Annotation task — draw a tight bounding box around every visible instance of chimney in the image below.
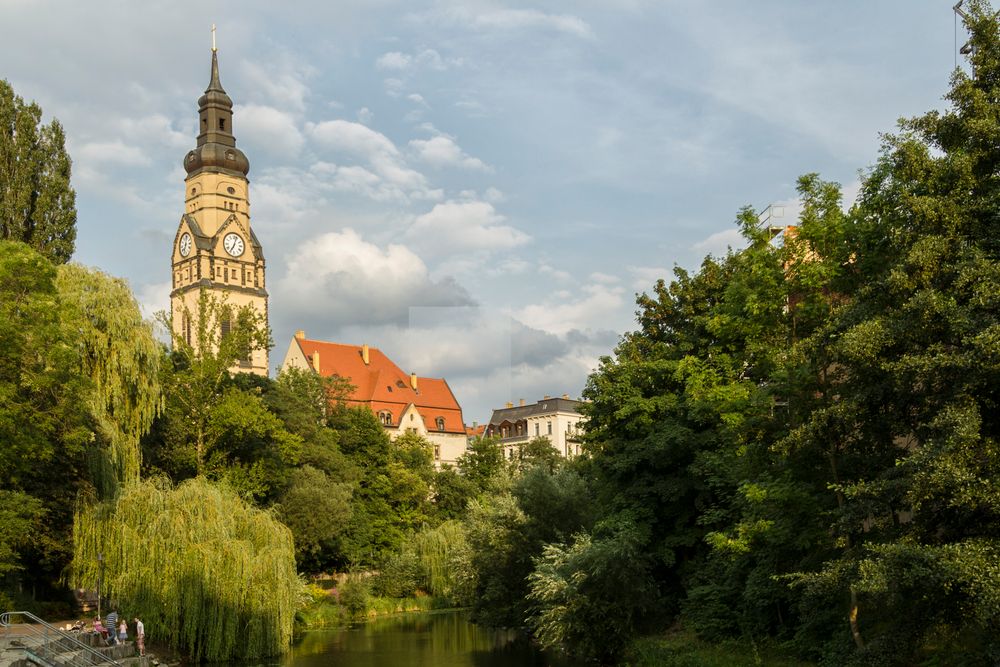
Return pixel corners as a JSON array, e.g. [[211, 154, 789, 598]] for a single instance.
[[311, 351, 320, 372], [562, 393, 569, 399], [505, 401, 513, 408], [519, 398, 525, 406], [410, 372, 418, 391], [295, 330, 305, 339], [473, 421, 478, 428], [543, 395, 551, 400], [361, 344, 370, 365]]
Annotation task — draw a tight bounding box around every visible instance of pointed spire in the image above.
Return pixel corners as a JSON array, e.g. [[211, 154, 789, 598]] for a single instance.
[[184, 30, 249, 177], [207, 49, 227, 96]]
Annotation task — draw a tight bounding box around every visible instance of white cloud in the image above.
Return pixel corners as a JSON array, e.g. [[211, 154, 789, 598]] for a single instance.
[[119, 114, 189, 150], [539, 264, 573, 283], [276, 229, 474, 328], [516, 283, 626, 336], [375, 49, 456, 72], [693, 228, 745, 256], [357, 107, 374, 125], [444, 8, 594, 39], [240, 58, 312, 112], [376, 51, 412, 70], [135, 280, 171, 321], [307, 120, 435, 200], [589, 271, 620, 285], [484, 187, 505, 203], [629, 266, 671, 291], [409, 136, 490, 171], [406, 200, 530, 257], [236, 104, 304, 159], [75, 140, 151, 167], [407, 93, 429, 108]]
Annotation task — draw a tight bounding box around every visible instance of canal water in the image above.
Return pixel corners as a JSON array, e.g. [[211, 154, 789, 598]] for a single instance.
[[272, 610, 580, 667]]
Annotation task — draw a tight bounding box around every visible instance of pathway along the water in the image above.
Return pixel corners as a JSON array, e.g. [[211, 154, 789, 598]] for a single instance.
[[272, 610, 580, 667]]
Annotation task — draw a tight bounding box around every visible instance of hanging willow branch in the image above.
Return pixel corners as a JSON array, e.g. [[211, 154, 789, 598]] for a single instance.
[[73, 477, 303, 662], [56, 264, 161, 494]]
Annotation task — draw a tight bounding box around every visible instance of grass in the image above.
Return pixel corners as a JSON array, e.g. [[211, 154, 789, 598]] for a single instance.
[[623, 627, 814, 667]]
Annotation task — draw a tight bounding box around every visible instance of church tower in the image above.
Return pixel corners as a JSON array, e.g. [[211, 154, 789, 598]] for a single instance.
[[170, 39, 269, 376]]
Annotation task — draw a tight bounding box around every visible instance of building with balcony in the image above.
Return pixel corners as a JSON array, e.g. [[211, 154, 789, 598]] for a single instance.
[[485, 395, 585, 459]]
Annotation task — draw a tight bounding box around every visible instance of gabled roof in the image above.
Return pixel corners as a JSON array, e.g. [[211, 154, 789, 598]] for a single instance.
[[293, 337, 465, 434]]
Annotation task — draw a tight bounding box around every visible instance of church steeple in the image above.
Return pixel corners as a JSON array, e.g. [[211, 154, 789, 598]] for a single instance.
[[183, 40, 249, 177], [172, 28, 269, 377]]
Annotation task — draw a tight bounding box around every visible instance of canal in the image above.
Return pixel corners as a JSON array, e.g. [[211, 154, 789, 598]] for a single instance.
[[271, 610, 579, 667]]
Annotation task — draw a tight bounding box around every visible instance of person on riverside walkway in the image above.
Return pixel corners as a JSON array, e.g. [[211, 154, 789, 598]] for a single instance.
[[118, 619, 127, 643], [105, 609, 119, 645], [92, 617, 108, 643], [134, 617, 145, 657]]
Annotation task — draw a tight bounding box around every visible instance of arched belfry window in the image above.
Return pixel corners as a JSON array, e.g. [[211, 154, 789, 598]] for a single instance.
[[379, 410, 393, 426], [436, 417, 446, 431]]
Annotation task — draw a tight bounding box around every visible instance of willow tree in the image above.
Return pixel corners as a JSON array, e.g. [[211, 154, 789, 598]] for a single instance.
[[57, 264, 161, 494], [73, 477, 302, 662]]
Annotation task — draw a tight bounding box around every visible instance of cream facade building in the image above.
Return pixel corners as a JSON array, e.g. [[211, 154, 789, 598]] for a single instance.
[[170, 46, 268, 376], [486, 396, 585, 459]]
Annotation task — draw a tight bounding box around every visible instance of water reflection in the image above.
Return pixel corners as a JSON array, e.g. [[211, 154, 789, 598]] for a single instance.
[[277, 610, 579, 667]]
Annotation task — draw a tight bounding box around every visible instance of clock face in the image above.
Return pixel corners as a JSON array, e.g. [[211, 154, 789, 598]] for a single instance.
[[223, 233, 245, 257], [179, 233, 192, 257]]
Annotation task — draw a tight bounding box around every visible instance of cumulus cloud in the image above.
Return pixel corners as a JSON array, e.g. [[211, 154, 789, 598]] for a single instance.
[[409, 136, 490, 171], [693, 228, 745, 256], [236, 104, 304, 159], [375, 49, 456, 72], [240, 58, 312, 112], [75, 140, 151, 167], [275, 229, 475, 328], [307, 120, 437, 201], [629, 266, 671, 290], [119, 114, 189, 151], [376, 51, 412, 70], [406, 200, 530, 257], [515, 282, 626, 336], [448, 8, 594, 39]]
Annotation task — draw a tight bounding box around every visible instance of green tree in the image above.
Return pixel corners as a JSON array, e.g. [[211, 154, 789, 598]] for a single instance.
[[0, 80, 76, 263], [153, 289, 273, 477], [782, 4, 1000, 660], [0, 243, 161, 598], [73, 477, 301, 662], [278, 465, 352, 572]]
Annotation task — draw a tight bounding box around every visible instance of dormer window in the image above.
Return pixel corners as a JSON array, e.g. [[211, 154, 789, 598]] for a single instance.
[[436, 417, 445, 431]]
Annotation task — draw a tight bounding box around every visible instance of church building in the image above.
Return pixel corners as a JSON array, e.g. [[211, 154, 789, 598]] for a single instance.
[[170, 40, 269, 376], [281, 333, 469, 466]]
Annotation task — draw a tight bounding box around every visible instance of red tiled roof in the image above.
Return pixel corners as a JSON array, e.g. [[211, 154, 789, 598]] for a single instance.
[[295, 338, 465, 434], [465, 424, 486, 437]]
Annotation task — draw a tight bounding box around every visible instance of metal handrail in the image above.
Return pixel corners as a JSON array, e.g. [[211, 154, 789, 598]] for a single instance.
[[1, 610, 123, 666]]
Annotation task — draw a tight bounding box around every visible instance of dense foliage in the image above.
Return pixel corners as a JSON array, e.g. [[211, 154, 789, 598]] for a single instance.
[[72, 478, 300, 662], [0, 80, 76, 263], [517, 4, 1000, 664]]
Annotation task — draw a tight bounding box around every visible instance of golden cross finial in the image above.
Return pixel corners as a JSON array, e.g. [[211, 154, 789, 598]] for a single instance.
[[211, 24, 217, 52]]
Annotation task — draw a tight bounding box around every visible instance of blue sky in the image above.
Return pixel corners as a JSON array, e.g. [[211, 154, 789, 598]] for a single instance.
[[1, 1, 965, 423]]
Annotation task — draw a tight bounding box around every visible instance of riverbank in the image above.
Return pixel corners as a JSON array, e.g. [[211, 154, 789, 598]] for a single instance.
[[297, 594, 456, 630], [624, 628, 812, 667]]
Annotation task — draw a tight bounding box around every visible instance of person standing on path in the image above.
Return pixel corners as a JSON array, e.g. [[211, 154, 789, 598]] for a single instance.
[[118, 619, 127, 643], [105, 609, 119, 645], [134, 617, 145, 657]]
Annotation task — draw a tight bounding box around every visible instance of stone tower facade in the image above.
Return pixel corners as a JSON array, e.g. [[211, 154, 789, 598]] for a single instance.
[[170, 46, 269, 376]]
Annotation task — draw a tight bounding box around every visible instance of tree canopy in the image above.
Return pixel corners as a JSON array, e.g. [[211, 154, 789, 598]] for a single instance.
[[0, 80, 76, 263]]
